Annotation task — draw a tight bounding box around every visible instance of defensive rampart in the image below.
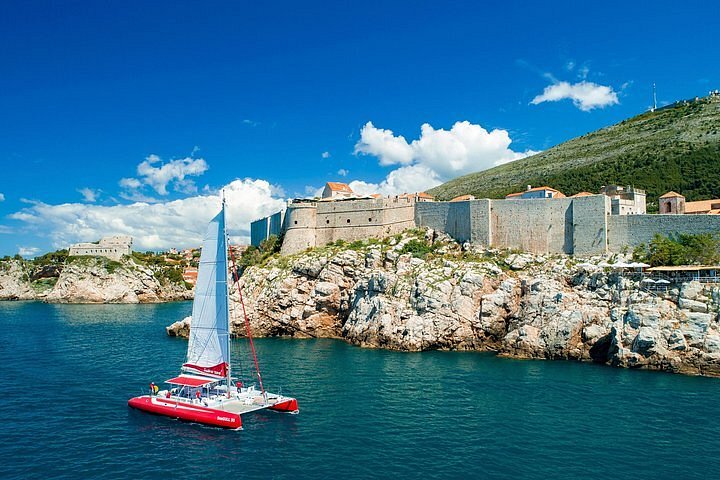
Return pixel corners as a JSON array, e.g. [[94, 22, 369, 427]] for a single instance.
[[264, 194, 720, 257], [607, 214, 720, 249], [280, 197, 416, 255]]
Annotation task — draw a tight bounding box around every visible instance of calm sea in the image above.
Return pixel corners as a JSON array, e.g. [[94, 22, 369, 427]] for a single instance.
[[1, 301, 719, 479]]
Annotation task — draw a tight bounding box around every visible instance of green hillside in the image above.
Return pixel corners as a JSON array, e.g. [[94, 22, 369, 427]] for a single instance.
[[428, 95, 720, 211]]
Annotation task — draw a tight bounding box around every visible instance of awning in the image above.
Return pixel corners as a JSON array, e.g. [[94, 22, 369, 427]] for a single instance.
[[165, 375, 219, 387], [647, 265, 720, 272]]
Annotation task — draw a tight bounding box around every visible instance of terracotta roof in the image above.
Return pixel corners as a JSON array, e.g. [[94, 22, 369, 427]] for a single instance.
[[416, 192, 435, 199], [570, 192, 594, 197], [659, 191, 684, 199], [369, 193, 382, 198], [505, 186, 566, 198], [685, 199, 720, 214], [450, 194, 475, 202], [325, 182, 353, 193]]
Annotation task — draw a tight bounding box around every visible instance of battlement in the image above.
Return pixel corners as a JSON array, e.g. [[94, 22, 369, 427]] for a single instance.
[[253, 191, 720, 257]]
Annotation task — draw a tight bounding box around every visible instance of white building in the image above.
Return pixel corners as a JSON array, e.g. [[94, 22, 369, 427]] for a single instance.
[[321, 182, 354, 200], [68, 236, 133, 261], [600, 185, 646, 215]]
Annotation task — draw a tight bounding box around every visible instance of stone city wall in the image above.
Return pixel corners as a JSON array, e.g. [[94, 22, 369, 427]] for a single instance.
[[416, 195, 609, 255], [607, 214, 720, 250], [274, 194, 719, 257]]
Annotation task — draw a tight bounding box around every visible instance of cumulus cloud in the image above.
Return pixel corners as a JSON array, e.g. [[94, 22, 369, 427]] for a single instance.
[[10, 179, 286, 250], [351, 121, 537, 195], [337, 168, 349, 177], [136, 155, 209, 195], [354, 122, 414, 166], [321, 151, 331, 159], [0, 193, 5, 202], [531, 81, 619, 111], [78, 188, 99, 203], [18, 246, 40, 257]]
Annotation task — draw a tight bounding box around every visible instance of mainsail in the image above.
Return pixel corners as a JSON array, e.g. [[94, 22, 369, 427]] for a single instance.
[[183, 206, 229, 378]]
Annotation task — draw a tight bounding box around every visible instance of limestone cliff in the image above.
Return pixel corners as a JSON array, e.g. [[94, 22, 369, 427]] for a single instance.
[[178, 229, 720, 377], [46, 257, 192, 303], [0, 260, 37, 300], [0, 257, 193, 304]]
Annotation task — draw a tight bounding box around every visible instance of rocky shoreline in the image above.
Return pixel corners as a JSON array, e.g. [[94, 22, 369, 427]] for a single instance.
[[0, 257, 192, 304], [168, 229, 720, 378]]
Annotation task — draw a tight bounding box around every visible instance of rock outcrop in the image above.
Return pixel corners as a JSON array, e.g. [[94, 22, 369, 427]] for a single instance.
[[0, 257, 193, 304], [178, 230, 720, 377], [167, 316, 192, 337], [0, 260, 37, 300], [45, 257, 192, 303]]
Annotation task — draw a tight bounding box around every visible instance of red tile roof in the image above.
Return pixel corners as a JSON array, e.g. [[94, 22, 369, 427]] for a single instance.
[[325, 182, 353, 193], [660, 191, 684, 199]]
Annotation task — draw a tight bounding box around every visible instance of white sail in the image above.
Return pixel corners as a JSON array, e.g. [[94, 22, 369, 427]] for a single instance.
[[183, 207, 229, 378]]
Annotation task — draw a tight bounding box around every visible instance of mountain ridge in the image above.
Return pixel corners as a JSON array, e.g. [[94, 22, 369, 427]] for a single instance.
[[429, 94, 720, 210]]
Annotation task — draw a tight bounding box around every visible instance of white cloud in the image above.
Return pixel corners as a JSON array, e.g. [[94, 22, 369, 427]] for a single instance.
[[10, 179, 286, 250], [531, 81, 619, 111], [18, 246, 40, 257], [354, 122, 414, 166], [119, 177, 142, 189], [321, 151, 331, 159], [337, 168, 349, 177], [78, 188, 99, 203], [0, 193, 4, 202], [351, 121, 537, 195], [135, 155, 208, 195]]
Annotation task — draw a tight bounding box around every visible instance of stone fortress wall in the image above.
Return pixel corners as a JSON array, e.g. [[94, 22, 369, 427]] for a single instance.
[[415, 195, 610, 255], [280, 197, 416, 255], [256, 195, 720, 257], [68, 235, 133, 261]]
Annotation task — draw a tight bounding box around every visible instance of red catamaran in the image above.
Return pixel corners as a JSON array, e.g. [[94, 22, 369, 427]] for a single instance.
[[128, 200, 298, 429]]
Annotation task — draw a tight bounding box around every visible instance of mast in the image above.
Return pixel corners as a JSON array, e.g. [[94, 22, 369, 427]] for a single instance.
[[222, 193, 232, 391]]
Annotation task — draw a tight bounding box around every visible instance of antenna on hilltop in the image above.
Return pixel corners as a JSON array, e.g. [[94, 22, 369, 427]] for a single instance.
[[651, 83, 657, 112]]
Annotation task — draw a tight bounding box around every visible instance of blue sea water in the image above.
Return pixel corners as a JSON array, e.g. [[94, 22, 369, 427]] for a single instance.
[[1, 301, 720, 479]]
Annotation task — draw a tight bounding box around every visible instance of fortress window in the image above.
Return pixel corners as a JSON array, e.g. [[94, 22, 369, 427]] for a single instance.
[[326, 220, 330, 224], [347, 219, 351, 223], [294, 220, 298, 225], [368, 218, 372, 222]]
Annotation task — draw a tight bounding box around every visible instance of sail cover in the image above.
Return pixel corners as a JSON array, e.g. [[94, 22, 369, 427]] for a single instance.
[[183, 207, 229, 378]]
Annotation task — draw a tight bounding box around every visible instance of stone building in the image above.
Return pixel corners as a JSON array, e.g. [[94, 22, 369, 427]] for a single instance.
[[68, 236, 133, 261], [321, 182, 354, 200], [599, 185, 646, 215], [659, 191, 720, 214]]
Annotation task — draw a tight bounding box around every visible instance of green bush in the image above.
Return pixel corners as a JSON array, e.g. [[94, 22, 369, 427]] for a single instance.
[[400, 239, 434, 259], [633, 233, 720, 266]]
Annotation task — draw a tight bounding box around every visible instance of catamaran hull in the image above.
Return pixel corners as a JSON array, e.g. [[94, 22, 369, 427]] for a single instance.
[[268, 398, 299, 413], [128, 396, 242, 429]]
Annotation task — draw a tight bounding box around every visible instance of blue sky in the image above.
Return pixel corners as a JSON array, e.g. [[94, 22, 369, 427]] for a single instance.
[[1, 1, 718, 256]]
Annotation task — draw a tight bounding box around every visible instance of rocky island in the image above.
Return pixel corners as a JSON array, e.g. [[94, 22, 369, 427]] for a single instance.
[[167, 229, 720, 377]]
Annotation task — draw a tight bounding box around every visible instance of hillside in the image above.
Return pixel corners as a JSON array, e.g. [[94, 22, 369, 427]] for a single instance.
[[429, 94, 720, 210]]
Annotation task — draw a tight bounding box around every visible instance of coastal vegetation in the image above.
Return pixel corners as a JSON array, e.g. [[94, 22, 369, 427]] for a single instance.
[[633, 233, 720, 266], [237, 235, 281, 272], [429, 95, 720, 211]]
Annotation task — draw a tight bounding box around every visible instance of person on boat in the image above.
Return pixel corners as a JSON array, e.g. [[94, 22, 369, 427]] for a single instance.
[[150, 382, 155, 395]]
